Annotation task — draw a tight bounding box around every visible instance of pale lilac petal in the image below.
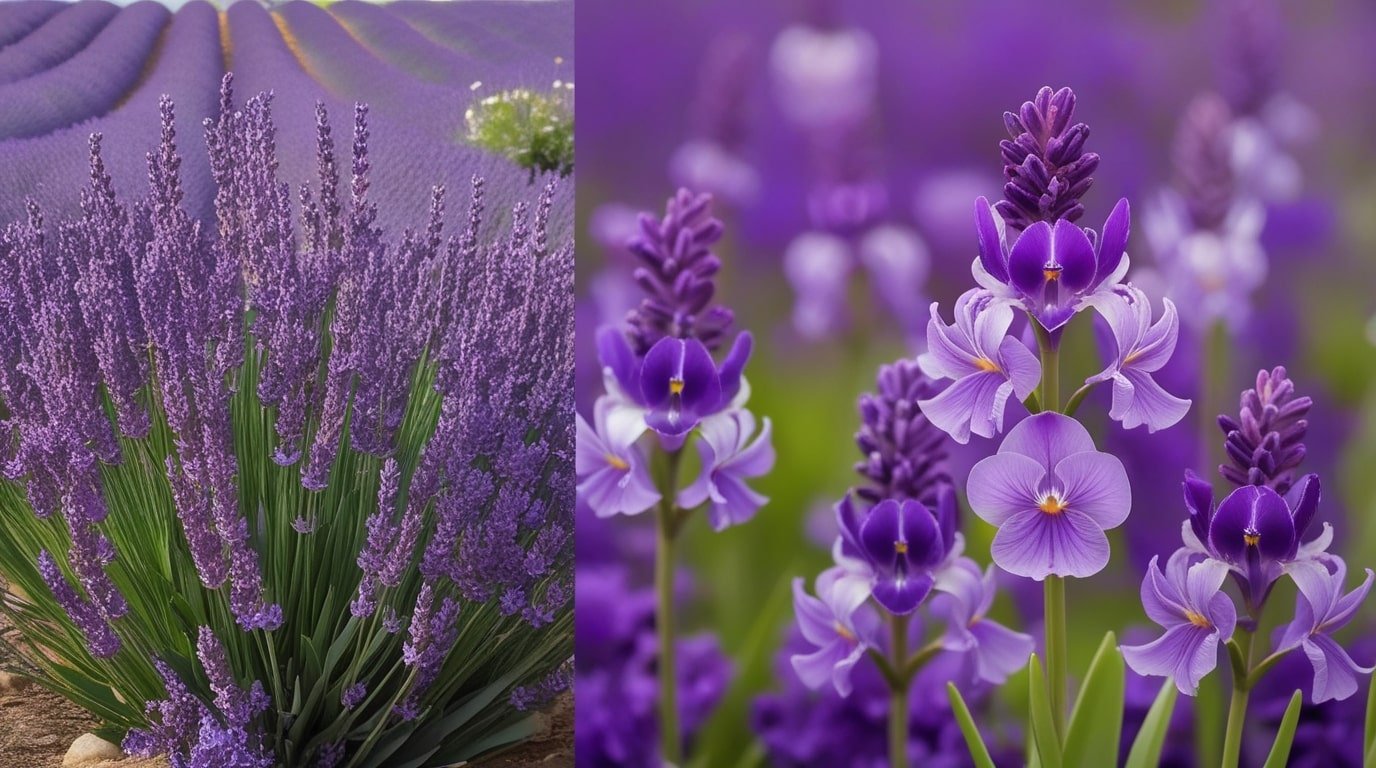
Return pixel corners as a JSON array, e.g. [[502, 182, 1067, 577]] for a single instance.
[[1329, 568, 1374, 630], [967, 453, 1045, 526], [997, 335, 1042, 399], [1110, 369, 1191, 432], [969, 618, 1035, 684], [1054, 451, 1131, 529], [575, 413, 607, 476], [1128, 298, 1181, 372], [705, 474, 767, 531], [998, 411, 1096, 468], [792, 578, 836, 646], [676, 433, 719, 511], [920, 303, 976, 380], [1184, 558, 1233, 619], [917, 371, 1004, 444], [818, 565, 873, 622], [1303, 634, 1374, 704], [579, 464, 660, 518], [1140, 555, 1188, 627], [990, 508, 1110, 580], [791, 643, 846, 692], [831, 643, 869, 697], [1121, 624, 1220, 695], [728, 417, 775, 477], [971, 296, 1014, 361]]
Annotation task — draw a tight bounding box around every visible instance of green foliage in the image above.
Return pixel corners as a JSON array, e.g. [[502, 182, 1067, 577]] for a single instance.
[[1063, 632, 1125, 768], [1262, 690, 1303, 768], [465, 85, 575, 182], [0, 335, 570, 765], [1027, 654, 1063, 768], [947, 683, 998, 768], [1124, 679, 1179, 768]]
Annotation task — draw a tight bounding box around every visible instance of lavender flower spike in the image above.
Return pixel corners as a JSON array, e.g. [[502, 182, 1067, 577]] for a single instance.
[[790, 567, 879, 697], [997, 86, 1101, 230], [853, 359, 952, 506], [1276, 559, 1375, 703], [678, 409, 775, 531], [1085, 284, 1191, 432], [929, 556, 1034, 685], [967, 412, 1130, 580], [917, 288, 1040, 444], [576, 396, 660, 518], [1218, 366, 1311, 494], [1122, 551, 1238, 695]]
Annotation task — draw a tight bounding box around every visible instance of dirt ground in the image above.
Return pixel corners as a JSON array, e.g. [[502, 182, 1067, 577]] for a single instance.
[[0, 681, 571, 767]]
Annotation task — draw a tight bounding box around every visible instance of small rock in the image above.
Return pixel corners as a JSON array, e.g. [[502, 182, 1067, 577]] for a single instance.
[[0, 671, 30, 691], [63, 733, 122, 766]]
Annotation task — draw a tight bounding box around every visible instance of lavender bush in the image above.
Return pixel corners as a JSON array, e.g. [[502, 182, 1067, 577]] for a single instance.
[[0, 75, 572, 767]]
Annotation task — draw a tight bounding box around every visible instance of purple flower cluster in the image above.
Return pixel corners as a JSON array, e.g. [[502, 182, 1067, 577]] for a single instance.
[[1124, 369, 1373, 702], [852, 359, 952, 506], [574, 566, 731, 767], [580, 189, 772, 529], [996, 86, 1100, 230], [123, 627, 273, 768]]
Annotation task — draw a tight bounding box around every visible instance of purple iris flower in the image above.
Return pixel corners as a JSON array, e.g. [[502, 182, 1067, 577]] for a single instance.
[[600, 330, 752, 439], [966, 412, 1131, 580], [971, 196, 1130, 332], [1085, 284, 1191, 432], [917, 288, 1040, 444], [1275, 559, 1375, 703], [791, 566, 880, 697], [679, 410, 775, 531], [928, 556, 1034, 685], [575, 396, 660, 518], [1121, 551, 1238, 695], [1183, 473, 1324, 614], [835, 488, 956, 615]]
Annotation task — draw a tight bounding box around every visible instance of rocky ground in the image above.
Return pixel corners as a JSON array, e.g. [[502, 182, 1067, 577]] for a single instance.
[[0, 673, 571, 767]]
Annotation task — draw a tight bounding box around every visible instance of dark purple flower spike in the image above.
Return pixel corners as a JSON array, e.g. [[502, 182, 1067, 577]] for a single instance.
[[996, 86, 1101, 231], [1218, 366, 1311, 494]]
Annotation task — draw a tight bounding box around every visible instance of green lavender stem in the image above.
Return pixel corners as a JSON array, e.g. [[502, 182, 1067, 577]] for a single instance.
[[656, 451, 684, 766], [1034, 323, 1068, 738], [889, 613, 910, 768], [1221, 630, 1255, 768]]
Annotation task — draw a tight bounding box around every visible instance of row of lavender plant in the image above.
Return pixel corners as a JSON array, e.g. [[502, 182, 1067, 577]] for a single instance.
[[578, 86, 1375, 768], [0, 74, 571, 767]]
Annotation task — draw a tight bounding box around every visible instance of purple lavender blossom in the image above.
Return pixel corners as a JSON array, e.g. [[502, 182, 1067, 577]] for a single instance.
[[576, 397, 660, 518], [973, 195, 1131, 332], [852, 359, 952, 506], [835, 491, 954, 615], [996, 86, 1100, 230], [36, 549, 120, 658], [790, 566, 880, 696], [1085, 284, 1191, 432], [678, 409, 774, 531], [927, 557, 1034, 686], [1275, 559, 1374, 703], [966, 412, 1131, 580], [1121, 551, 1238, 695], [625, 188, 733, 354], [916, 288, 1040, 444], [1218, 366, 1311, 494]]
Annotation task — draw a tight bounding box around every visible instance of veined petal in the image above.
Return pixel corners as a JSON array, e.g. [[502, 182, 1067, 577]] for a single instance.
[[974, 197, 1009, 284], [969, 618, 1035, 684], [1055, 450, 1131, 529], [1052, 219, 1096, 292], [1122, 623, 1220, 695], [990, 508, 1110, 580], [792, 577, 836, 646], [705, 473, 767, 531], [1109, 369, 1191, 433], [1127, 297, 1181, 373], [967, 452, 1045, 526], [1007, 221, 1052, 296], [1095, 198, 1131, 283], [916, 370, 1005, 444], [997, 335, 1042, 399], [998, 411, 1097, 468], [1303, 634, 1374, 704]]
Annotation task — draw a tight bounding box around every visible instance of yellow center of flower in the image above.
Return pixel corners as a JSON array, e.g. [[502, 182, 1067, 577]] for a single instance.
[[1039, 495, 1066, 515], [894, 541, 909, 554], [1185, 610, 1212, 629], [669, 378, 685, 395], [974, 357, 1001, 373], [1043, 268, 1061, 281], [834, 622, 856, 642], [605, 454, 630, 471], [1244, 533, 1260, 547]]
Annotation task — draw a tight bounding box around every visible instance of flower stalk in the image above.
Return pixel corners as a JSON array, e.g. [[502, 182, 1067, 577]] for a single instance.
[[889, 613, 910, 768], [1220, 629, 1255, 768], [656, 449, 685, 766]]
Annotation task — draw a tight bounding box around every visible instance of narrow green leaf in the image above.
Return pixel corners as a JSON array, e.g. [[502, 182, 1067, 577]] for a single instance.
[[1063, 631, 1125, 768], [946, 682, 996, 768], [1365, 676, 1376, 759], [1125, 678, 1179, 768], [1262, 690, 1303, 768], [1028, 654, 1063, 768]]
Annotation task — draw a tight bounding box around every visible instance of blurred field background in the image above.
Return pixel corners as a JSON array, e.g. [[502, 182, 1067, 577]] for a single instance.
[[576, 0, 1376, 765]]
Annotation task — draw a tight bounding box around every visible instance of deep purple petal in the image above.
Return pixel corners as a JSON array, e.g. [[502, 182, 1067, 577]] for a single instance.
[[974, 197, 1009, 283], [873, 571, 934, 616], [1288, 473, 1321, 547], [1095, 198, 1130, 283], [717, 332, 753, 405], [641, 337, 722, 436], [1051, 219, 1096, 292], [596, 326, 641, 400], [990, 508, 1110, 580], [1007, 221, 1052, 296]]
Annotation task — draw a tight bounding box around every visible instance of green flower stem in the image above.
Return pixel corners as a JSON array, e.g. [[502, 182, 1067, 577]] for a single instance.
[[1221, 629, 1255, 768], [656, 450, 684, 767], [889, 613, 911, 768], [1034, 324, 1061, 413], [1044, 574, 1068, 740]]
